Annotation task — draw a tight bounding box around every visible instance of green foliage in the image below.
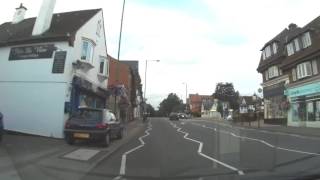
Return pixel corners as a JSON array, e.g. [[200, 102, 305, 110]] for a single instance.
[[214, 82, 239, 110], [191, 112, 201, 117], [217, 101, 223, 116], [158, 93, 183, 116], [146, 104, 155, 117]]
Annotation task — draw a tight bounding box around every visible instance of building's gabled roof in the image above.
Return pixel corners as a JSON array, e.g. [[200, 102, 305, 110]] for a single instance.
[[202, 99, 214, 111], [281, 16, 320, 69], [240, 96, 254, 105], [257, 28, 289, 72], [0, 8, 101, 47], [189, 94, 212, 104], [239, 95, 262, 107]]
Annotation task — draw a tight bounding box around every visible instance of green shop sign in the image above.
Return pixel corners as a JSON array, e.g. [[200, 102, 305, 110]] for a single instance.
[[285, 82, 320, 97]]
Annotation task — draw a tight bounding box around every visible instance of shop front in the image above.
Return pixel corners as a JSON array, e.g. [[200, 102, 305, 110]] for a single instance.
[[263, 82, 287, 125], [285, 81, 320, 127], [70, 76, 109, 113]]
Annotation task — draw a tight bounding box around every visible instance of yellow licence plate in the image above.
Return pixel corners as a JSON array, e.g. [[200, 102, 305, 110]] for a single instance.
[[73, 133, 90, 139]]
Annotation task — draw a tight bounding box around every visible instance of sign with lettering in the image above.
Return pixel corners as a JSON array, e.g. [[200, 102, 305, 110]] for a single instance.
[[285, 82, 320, 97], [52, 51, 67, 73], [9, 44, 55, 60]]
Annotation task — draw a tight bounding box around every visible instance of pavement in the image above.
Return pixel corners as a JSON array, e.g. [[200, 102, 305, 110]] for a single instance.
[[2, 118, 320, 180], [0, 119, 146, 180]]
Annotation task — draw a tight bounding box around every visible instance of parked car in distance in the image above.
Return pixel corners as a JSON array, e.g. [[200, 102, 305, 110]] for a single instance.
[[64, 108, 124, 147], [0, 112, 3, 142], [169, 112, 179, 121], [178, 113, 189, 119]]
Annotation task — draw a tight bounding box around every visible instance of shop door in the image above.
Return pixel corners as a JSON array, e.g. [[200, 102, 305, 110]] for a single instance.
[[298, 102, 307, 127]]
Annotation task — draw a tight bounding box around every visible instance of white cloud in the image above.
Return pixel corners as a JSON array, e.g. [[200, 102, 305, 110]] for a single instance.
[[1, 0, 320, 108]]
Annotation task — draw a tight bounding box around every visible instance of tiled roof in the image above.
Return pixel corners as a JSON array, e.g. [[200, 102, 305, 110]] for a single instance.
[[257, 28, 289, 72], [0, 9, 100, 47], [258, 15, 320, 72], [281, 16, 320, 69]]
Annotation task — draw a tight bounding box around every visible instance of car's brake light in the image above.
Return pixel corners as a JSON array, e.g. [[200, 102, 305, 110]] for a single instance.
[[96, 123, 108, 129]]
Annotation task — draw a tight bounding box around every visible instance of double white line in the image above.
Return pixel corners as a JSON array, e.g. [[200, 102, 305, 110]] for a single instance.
[[170, 122, 244, 175]]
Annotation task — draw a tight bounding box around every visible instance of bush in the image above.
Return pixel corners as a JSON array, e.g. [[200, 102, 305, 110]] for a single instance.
[[191, 112, 201, 117]]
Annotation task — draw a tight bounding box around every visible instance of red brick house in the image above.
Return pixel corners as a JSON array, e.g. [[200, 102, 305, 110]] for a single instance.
[[107, 55, 132, 122], [107, 55, 143, 122], [189, 94, 212, 116]]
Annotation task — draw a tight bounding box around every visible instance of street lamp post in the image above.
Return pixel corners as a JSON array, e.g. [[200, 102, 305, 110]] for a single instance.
[[143, 60, 160, 116], [182, 82, 188, 113]]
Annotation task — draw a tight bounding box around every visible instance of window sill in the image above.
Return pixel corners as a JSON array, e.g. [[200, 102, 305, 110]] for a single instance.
[[73, 59, 94, 70]]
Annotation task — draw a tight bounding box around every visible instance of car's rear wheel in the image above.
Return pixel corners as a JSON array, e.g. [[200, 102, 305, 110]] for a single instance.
[[65, 135, 75, 145], [103, 133, 110, 147]]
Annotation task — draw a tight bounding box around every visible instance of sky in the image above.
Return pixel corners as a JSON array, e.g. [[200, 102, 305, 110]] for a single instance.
[[1, 0, 320, 109]]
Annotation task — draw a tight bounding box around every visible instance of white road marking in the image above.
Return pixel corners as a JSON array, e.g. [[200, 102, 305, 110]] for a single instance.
[[170, 122, 244, 175], [63, 149, 100, 161], [119, 122, 152, 176], [192, 123, 320, 156], [190, 119, 320, 140], [112, 176, 124, 180]]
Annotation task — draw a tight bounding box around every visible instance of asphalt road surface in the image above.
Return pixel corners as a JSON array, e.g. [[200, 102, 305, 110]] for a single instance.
[[81, 118, 320, 180]]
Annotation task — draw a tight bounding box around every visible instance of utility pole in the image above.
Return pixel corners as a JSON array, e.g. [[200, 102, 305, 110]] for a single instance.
[[115, 0, 126, 119]]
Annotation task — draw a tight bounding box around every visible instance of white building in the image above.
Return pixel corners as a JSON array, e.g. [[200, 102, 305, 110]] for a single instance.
[[0, 1, 109, 138], [239, 96, 255, 114], [201, 99, 221, 118]]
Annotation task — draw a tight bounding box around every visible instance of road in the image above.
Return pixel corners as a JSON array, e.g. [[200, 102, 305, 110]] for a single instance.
[[80, 118, 320, 180]]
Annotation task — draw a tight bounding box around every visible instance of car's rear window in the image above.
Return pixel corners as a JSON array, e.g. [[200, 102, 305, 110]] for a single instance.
[[73, 109, 102, 122]]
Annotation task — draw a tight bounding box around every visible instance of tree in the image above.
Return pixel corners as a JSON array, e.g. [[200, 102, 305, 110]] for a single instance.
[[158, 93, 183, 116], [217, 101, 223, 116], [214, 82, 239, 111], [146, 104, 155, 117]]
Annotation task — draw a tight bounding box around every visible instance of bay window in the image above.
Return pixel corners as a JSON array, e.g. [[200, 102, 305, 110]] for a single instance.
[[297, 62, 312, 79], [265, 70, 269, 81], [302, 32, 312, 48], [81, 39, 94, 61], [294, 38, 300, 52], [286, 42, 294, 56], [99, 57, 105, 74], [262, 50, 266, 60], [265, 45, 272, 58], [268, 66, 279, 79], [312, 60, 318, 75], [99, 56, 109, 76], [272, 42, 278, 54]]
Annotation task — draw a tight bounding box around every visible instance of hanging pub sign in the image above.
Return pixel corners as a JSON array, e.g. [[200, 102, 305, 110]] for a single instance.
[[9, 44, 55, 60]]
